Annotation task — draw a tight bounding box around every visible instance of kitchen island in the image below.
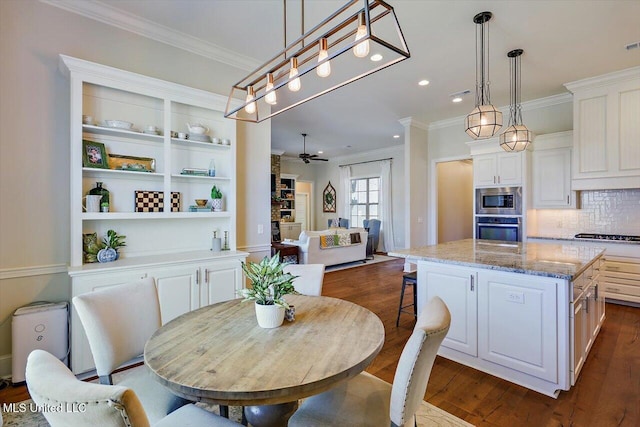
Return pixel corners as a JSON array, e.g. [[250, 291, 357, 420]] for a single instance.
[[389, 239, 605, 398]]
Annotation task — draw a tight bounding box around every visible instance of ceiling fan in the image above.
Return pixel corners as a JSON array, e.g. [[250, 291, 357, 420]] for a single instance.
[[298, 133, 328, 164]]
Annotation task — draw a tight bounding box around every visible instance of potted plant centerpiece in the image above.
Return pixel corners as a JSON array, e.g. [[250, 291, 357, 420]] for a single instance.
[[211, 185, 223, 212], [240, 253, 298, 328], [97, 229, 126, 263]]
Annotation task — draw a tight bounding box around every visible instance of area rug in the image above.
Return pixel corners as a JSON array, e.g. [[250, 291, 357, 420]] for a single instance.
[[324, 254, 398, 272], [1, 398, 473, 426]]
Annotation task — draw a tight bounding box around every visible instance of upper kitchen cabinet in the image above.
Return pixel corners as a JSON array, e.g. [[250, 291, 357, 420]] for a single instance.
[[531, 131, 577, 209], [468, 138, 528, 188], [565, 67, 640, 190]]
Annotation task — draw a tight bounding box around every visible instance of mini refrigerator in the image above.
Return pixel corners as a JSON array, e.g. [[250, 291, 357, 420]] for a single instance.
[[11, 301, 69, 384]]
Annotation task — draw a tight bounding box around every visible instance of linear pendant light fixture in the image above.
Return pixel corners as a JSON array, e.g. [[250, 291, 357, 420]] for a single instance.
[[465, 11, 502, 139], [224, 0, 410, 123], [500, 49, 532, 152]]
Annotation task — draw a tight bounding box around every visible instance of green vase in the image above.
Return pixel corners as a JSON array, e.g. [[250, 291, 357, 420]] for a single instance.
[[89, 182, 110, 212]]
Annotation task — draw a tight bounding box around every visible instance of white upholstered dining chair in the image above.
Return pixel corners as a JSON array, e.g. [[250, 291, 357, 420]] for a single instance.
[[288, 296, 451, 427], [26, 349, 240, 427], [72, 278, 188, 424], [283, 263, 325, 296]]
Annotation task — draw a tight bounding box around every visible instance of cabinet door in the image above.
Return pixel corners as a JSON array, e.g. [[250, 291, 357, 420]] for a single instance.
[[496, 152, 522, 185], [473, 154, 497, 187], [421, 262, 477, 356], [532, 148, 574, 208], [153, 266, 200, 324], [477, 270, 558, 383], [201, 260, 243, 306], [571, 295, 586, 385]]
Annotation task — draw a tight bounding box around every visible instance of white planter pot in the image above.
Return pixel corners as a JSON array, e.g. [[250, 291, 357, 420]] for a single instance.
[[211, 198, 223, 212], [254, 302, 285, 328]]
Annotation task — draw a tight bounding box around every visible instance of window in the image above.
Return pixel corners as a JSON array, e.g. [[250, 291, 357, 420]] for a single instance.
[[349, 177, 379, 228]]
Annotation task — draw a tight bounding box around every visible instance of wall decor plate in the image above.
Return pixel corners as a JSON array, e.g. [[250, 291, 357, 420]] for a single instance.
[[135, 190, 181, 212]]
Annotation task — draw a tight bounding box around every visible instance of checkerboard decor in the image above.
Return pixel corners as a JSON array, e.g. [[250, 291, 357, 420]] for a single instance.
[[134, 190, 181, 212]]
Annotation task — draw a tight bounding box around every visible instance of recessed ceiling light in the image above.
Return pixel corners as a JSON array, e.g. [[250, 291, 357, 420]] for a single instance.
[[370, 54, 383, 62], [318, 151, 323, 154], [418, 80, 429, 86], [393, 135, 400, 139], [452, 97, 463, 103]]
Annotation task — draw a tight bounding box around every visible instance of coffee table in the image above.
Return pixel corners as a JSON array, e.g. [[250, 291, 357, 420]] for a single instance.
[[144, 295, 385, 427]]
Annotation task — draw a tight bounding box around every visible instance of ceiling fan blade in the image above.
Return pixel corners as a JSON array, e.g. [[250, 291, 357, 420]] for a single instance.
[[312, 157, 328, 161]]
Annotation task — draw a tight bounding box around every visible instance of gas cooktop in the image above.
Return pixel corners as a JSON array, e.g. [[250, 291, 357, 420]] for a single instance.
[[574, 233, 640, 242]]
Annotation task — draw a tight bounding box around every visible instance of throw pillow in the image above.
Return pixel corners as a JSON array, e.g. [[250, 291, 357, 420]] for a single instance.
[[350, 232, 361, 244]]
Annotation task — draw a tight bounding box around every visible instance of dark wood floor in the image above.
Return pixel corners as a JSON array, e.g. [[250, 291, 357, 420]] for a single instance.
[[2, 258, 638, 426]]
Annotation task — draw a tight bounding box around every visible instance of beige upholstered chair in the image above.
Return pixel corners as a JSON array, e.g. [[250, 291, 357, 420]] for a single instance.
[[26, 349, 240, 427], [72, 278, 188, 424], [283, 264, 325, 296], [288, 296, 451, 427]]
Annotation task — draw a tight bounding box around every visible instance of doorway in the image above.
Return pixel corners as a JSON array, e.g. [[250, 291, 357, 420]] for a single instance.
[[295, 192, 309, 232], [436, 160, 473, 243]]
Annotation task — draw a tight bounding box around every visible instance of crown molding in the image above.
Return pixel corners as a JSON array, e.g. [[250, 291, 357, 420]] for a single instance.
[[429, 92, 573, 131], [398, 117, 429, 131], [564, 66, 640, 92], [41, 0, 260, 72]]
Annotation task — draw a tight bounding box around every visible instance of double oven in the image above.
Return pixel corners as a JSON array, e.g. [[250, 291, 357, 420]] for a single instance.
[[475, 187, 523, 242]]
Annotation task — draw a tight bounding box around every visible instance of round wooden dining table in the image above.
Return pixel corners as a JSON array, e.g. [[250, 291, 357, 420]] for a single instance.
[[144, 295, 385, 427]]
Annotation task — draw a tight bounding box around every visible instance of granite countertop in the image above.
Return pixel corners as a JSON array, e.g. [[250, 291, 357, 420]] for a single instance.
[[527, 234, 640, 246], [388, 239, 605, 280]]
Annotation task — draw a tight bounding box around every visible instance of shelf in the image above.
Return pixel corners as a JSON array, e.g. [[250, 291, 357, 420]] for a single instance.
[[81, 211, 232, 220], [171, 138, 232, 149], [83, 124, 164, 142], [83, 168, 164, 179], [171, 174, 231, 181]]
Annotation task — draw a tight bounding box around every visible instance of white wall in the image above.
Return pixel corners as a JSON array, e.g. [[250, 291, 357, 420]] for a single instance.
[[0, 0, 270, 375]]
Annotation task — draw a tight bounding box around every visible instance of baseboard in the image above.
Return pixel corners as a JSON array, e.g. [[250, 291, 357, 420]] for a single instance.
[[0, 353, 12, 379]]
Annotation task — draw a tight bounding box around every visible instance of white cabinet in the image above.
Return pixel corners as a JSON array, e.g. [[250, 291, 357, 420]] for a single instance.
[[418, 260, 569, 396], [478, 270, 559, 383], [473, 151, 524, 187], [280, 223, 302, 240], [531, 131, 576, 209], [420, 263, 477, 357], [565, 66, 640, 190], [69, 252, 246, 374], [570, 258, 604, 385], [600, 257, 640, 304]]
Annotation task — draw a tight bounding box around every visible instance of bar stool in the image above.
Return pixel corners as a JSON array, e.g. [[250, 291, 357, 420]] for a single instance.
[[396, 271, 417, 326]]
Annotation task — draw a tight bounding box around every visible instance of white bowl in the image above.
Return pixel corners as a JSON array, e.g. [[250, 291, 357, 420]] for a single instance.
[[104, 120, 133, 129]]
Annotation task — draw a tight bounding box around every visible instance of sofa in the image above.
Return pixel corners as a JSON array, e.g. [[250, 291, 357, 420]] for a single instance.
[[289, 229, 368, 267]]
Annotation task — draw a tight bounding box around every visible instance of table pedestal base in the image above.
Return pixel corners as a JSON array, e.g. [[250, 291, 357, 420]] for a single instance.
[[244, 401, 298, 427]]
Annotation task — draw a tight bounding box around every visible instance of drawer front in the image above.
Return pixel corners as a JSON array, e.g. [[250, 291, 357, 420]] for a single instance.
[[601, 282, 640, 297], [604, 260, 640, 275]]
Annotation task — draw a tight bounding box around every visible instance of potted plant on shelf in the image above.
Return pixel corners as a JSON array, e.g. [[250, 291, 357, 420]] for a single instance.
[[211, 185, 223, 212], [97, 229, 126, 263], [240, 253, 298, 328]]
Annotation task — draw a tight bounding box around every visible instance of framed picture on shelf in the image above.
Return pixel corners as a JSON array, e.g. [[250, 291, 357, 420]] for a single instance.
[[323, 181, 336, 213], [82, 140, 109, 169]]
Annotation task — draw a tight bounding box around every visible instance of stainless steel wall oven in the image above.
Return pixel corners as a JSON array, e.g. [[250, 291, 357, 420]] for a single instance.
[[476, 216, 522, 242]]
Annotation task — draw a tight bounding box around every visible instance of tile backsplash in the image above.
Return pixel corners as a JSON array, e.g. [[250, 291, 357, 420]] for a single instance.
[[531, 189, 640, 237]]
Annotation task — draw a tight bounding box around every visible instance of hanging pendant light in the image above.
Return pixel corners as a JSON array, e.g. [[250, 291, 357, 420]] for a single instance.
[[225, 0, 410, 123], [465, 11, 502, 139], [500, 49, 532, 152]]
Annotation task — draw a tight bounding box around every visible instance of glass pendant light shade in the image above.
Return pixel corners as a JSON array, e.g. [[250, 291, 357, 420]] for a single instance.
[[465, 11, 502, 140], [465, 104, 503, 139], [500, 124, 532, 152], [500, 48, 531, 152]]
